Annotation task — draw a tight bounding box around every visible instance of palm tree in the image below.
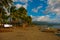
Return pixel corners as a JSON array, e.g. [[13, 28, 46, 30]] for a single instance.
[[0, 0, 13, 27], [0, 0, 13, 16]]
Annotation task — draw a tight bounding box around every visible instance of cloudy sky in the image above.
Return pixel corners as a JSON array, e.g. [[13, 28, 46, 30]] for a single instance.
[[13, 0, 60, 23]]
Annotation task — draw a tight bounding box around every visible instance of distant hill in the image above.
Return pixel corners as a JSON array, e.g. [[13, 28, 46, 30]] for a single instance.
[[32, 21, 60, 25]]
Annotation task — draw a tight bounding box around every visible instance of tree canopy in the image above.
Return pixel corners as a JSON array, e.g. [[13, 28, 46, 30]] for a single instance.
[[0, 0, 32, 27]]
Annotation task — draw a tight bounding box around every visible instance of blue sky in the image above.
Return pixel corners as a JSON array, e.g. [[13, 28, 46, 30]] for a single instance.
[[13, 0, 60, 23], [27, 0, 47, 16], [14, 0, 47, 16]]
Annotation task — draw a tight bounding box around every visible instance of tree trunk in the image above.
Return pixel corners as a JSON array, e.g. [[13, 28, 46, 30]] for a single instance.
[[22, 22, 28, 28]]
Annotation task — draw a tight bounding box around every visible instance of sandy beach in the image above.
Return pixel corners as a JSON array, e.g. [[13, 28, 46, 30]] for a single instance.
[[0, 26, 60, 40]]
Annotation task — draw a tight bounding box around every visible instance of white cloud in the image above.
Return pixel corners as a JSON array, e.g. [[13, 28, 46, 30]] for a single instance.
[[14, 0, 60, 23], [13, 0, 18, 2], [19, 0, 28, 3], [23, 3, 28, 9], [32, 6, 42, 13], [13, 0, 28, 9], [30, 14, 60, 23], [31, 15, 50, 22], [30, 15, 33, 17], [15, 3, 27, 9], [36, 15, 50, 21], [43, 0, 60, 23], [31, 15, 60, 23], [32, 8, 38, 13], [45, 0, 60, 15], [13, 0, 33, 3], [47, 0, 60, 14], [13, 0, 32, 9], [15, 4, 22, 8]]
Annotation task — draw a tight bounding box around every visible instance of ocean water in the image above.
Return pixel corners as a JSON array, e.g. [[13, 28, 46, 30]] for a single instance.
[[38, 25, 60, 29], [52, 25, 60, 29]]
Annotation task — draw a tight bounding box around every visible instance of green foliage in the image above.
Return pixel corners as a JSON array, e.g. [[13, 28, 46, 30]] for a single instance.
[[0, 0, 13, 8], [0, 0, 13, 24], [0, 0, 32, 26]]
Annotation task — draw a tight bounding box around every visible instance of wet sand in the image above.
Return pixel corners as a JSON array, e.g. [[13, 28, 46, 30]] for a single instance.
[[0, 26, 60, 40]]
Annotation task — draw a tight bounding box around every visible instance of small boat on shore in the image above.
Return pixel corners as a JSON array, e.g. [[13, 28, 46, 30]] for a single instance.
[[4, 24, 12, 27]]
